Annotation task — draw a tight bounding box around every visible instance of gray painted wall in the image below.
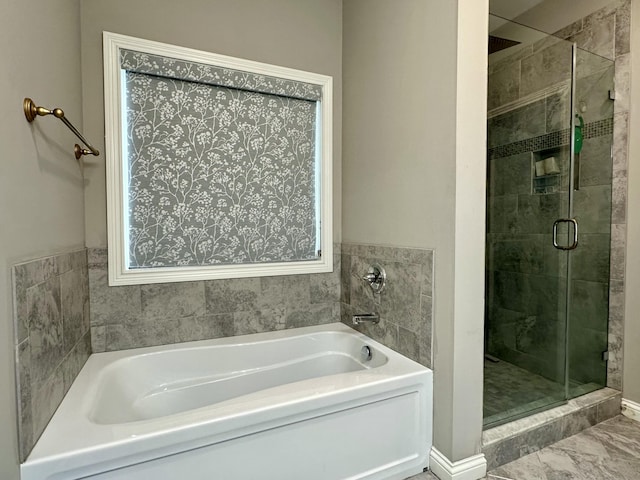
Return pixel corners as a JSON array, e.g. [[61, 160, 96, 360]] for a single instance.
[[342, 0, 458, 457], [0, 1, 84, 477], [80, 0, 343, 248], [342, 0, 452, 251], [343, 0, 488, 464]]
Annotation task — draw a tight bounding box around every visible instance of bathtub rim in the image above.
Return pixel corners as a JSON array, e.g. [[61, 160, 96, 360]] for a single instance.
[[21, 322, 433, 480]]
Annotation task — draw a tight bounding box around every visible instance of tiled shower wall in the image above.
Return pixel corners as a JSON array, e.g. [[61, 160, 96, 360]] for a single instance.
[[12, 249, 91, 461], [340, 244, 434, 369], [485, 0, 629, 389], [88, 246, 341, 352]]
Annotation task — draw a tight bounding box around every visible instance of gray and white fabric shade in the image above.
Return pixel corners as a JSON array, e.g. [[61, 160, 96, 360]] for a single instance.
[[122, 50, 320, 268]]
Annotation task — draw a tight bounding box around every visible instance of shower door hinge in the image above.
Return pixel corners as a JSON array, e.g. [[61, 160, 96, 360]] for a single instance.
[[602, 351, 610, 361], [609, 90, 616, 101], [317, 249, 322, 258]]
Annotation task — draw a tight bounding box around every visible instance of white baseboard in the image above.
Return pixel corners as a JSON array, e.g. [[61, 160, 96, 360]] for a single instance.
[[429, 447, 487, 480], [622, 398, 640, 423]]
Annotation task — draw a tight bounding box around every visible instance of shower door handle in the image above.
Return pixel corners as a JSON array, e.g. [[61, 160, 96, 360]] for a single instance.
[[552, 218, 578, 250]]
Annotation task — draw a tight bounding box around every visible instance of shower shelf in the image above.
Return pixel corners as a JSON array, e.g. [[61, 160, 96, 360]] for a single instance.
[[531, 147, 567, 195], [533, 177, 561, 195]]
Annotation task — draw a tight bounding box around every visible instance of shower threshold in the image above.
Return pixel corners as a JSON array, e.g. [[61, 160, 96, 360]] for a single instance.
[[482, 387, 621, 470]]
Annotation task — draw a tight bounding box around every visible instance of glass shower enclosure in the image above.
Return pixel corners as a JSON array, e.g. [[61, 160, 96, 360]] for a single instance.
[[484, 15, 614, 428]]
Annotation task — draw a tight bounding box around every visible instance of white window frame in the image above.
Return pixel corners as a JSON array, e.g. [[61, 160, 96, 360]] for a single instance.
[[103, 32, 333, 286]]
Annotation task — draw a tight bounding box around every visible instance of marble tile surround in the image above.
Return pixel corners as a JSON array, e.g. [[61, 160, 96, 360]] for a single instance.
[[12, 243, 431, 466], [340, 243, 434, 369], [12, 249, 91, 462], [88, 246, 341, 352], [89, 243, 434, 370]]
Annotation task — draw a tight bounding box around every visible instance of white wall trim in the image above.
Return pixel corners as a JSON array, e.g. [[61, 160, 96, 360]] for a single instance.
[[622, 398, 640, 422], [429, 447, 487, 480]]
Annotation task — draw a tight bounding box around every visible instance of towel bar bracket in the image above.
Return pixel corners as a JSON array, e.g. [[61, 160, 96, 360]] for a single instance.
[[23, 97, 100, 160]]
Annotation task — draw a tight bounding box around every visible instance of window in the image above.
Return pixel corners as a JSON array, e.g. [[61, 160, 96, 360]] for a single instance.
[[104, 32, 332, 285]]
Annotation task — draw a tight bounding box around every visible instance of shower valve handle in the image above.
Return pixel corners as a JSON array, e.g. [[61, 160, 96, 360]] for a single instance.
[[362, 264, 386, 294]]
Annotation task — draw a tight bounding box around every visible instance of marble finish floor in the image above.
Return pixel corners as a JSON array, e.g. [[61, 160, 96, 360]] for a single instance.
[[484, 358, 564, 427], [408, 415, 640, 480]]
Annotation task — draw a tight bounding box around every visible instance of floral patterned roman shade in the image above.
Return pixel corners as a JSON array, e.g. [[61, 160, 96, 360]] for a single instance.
[[120, 50, 322, 101], [121, 50, 322, 268]]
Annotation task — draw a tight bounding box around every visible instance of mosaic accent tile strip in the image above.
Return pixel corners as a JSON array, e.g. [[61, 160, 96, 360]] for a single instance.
[[586, 117, 615, 139], [488, 118, 613, 160]]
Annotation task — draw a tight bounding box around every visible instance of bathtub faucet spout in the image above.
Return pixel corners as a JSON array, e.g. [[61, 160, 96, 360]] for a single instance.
[[352, 313, 380, 325]]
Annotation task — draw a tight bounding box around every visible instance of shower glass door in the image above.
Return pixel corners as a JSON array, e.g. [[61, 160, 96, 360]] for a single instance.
[[566, 46, 614, 398], [484, 16, 613, 429]]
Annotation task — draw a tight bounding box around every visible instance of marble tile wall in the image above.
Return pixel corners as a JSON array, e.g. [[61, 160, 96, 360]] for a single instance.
[[12, 249, 91, 462], [340, 244, 434, 369], [88, 246, 341, 352], [485, 0, 629, 389], [486, 147, 574, 383]]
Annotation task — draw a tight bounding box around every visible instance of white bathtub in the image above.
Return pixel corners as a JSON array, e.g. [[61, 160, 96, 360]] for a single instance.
[[21, 323, 432, 480]]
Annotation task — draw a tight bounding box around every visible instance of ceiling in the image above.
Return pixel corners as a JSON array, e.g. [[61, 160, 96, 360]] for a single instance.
[[488, 0, 545, 33], [489, 0, 546, 20], [489, 0, 614, 35]]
